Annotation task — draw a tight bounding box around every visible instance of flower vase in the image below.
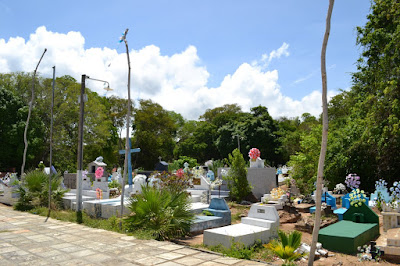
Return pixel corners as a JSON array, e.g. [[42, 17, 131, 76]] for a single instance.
[[250, 159, 258, 168]]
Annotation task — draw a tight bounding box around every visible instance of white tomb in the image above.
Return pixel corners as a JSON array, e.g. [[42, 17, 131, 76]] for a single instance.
[[203, 204, 279, 248], [260, 193, 288, 210]]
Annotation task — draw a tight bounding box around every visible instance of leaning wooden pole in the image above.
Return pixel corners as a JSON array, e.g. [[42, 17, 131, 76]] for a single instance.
[[308, 0, 334, 264], [46, 65, 56, 222], [120, 29, 131, 229], [21, 48, 47, 178]]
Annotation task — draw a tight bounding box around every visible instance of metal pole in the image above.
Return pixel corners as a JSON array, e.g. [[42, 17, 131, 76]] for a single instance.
[[120, 28, 131, 228], [46, 66, 56, 222], [76, 74, 86, 221]]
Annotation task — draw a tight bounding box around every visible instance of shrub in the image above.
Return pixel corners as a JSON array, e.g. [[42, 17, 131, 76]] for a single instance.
[[125, 185, 194, 240], [265, 230, 303, 266], [168, 156, 198, 171], [224, 149, 251, 202], [157, 171, 193, 194], [15, 170, 68, 211], [108, 180, 121, 190]]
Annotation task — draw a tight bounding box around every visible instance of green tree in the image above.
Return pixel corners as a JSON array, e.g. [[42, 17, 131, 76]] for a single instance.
[[225, 148, 251, 202], [0, 79, 46, 173], [200, 103, 244, 128], [349, 0, 400, 190], [133, 99, 176, 170]]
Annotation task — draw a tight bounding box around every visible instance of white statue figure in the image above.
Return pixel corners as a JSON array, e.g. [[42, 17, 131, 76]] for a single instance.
[[132, 174, 147, 194]]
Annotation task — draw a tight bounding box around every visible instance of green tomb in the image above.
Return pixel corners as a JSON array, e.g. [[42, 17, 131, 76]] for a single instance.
[[318, 202, 379, 254]]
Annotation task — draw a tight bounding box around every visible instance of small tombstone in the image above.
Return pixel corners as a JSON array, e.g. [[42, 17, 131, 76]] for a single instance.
[[155, 157, 168, 172], [82, 170, 91, 190], [87, 157, 107, 177]]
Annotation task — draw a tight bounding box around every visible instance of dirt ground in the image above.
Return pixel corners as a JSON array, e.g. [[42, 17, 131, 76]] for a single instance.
[[178, 204, 399, 265]]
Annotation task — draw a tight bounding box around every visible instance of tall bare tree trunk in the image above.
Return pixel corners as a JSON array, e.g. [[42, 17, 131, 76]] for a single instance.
[[308, 1, 334, 264], [120, 29, 130, 228], [21, 48, 47, 178]]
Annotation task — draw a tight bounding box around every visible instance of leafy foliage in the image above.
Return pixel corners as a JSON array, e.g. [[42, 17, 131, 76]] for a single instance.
[[225, 149, 251, 202], [133, 99, 176, 170], [168, 156, 198, 171], [15, 170, 68, 210], [265, 230, 303, 265], [125, 185, 194, 240], [157, 170, 194, 194]]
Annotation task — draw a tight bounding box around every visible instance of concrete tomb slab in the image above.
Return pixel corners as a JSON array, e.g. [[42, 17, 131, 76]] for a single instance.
[[203, 204, 279, 248]]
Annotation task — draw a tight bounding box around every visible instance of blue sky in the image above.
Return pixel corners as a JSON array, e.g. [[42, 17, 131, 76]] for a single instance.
[[0, 0, 371, 119]]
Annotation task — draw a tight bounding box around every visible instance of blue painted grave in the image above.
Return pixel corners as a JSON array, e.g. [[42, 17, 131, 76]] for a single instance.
[[342, 192, 369, 209]]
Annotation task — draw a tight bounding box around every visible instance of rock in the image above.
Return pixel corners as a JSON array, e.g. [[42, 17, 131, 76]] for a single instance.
[[318, 249, 328, 257], [239, 200, 252, 205]]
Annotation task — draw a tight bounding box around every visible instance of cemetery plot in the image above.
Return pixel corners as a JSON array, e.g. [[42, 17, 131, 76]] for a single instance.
[[318, 202, 380, 254], [203, 204, 279, 248]]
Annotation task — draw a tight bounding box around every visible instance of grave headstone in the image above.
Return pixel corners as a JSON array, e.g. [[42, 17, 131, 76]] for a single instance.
[[155, 157, 168, 172]]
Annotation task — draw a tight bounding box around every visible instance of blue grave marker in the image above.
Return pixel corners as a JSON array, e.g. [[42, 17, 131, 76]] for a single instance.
[[119, 138, 140, 187]]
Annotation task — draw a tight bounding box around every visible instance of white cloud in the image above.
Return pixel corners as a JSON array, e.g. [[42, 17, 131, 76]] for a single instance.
[[0, 27, 336, 120], [255, 42, 290, 69]]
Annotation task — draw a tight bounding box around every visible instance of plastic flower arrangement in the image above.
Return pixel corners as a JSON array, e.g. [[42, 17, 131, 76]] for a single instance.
[[270, 187, 285, 200], [333, 183, 346, 194], [221, 169, 229, 177], [176, 168, 184, 178], [389, 181, 400, 208], [349, 188, 366, 207], [248, 148, 260, 161], [345, 173, 361, 190], [96, 188, 103, 199], [389, 181, 400, 199], [210, 178, 223, 190], [82, 170, 88, 179], [376, 179, 388, 190], [95, 167, 104, 180], [191, 167, 205, 179]]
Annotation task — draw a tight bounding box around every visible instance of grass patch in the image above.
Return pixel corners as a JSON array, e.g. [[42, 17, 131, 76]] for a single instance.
[[193, 241, 275, 262]]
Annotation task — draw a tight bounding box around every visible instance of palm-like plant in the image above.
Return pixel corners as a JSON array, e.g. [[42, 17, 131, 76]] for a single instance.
[[265, 230, 304, 266], [125, 185, 194, 240], [15, 170, 68, 210]]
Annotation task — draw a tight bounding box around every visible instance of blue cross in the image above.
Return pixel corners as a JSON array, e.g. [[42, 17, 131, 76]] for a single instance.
[[119, 138, 140, 187]]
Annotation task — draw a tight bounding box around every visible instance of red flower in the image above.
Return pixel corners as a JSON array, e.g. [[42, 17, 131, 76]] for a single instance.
[[176, 168, 184, 178], [248, 148, 260, 160]]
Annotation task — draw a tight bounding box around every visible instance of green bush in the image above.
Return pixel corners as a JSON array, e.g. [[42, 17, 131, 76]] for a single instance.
[[108, 180, 121, 190], [265, 230, 303, 266], [15, 170, 68, 211], [125, 185, 194, 240], [168, 156, 198, 171], [224, 149, 251, 202], [157, 171, 193, 194]]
